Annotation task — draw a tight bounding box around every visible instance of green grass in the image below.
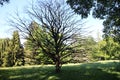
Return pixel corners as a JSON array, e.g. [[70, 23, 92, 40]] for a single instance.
[[0, 60, 120, 80]]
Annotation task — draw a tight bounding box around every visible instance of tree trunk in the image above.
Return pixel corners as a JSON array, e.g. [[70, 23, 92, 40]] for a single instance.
[[55, 57, 61, 73]]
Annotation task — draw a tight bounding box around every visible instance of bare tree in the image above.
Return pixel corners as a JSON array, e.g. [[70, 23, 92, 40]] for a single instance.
[[9, 0, 82, 72]]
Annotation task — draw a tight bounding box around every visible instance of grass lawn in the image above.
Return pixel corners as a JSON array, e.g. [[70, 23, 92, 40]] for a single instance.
[[0, 60, 120, 80]]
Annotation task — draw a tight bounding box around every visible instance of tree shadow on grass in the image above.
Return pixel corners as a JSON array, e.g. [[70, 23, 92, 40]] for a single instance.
[[58, 67, 119, 80], [58, 62, 120, 80], [0, 66, 56, 80], [0, 62, 120, 80]]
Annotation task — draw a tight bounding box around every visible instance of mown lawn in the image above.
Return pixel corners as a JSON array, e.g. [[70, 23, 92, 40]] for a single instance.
[[0, 61, 120, 80]]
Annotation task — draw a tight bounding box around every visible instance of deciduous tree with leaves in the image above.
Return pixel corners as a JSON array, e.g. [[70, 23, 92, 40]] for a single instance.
[[67, 0, 120, 43]]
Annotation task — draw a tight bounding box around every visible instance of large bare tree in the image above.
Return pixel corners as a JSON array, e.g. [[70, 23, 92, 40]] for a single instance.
[[9, 0, 82, 72]]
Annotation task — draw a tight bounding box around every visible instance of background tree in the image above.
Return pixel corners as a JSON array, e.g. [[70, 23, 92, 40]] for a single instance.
[[92, 37, 120, 61], [2, 38, 13, 67], [9, 0, 82, 72], [92, 40, 108, 60], [67, 0, 120, 43], [24, 21, 53, 65], [102, 37, 120, 60], [0, 39, 4, 66], [24, 40, 40, 65], [0, 31, 24, 67], [70, 35, 96, 63], [11, 31, 24, 66]]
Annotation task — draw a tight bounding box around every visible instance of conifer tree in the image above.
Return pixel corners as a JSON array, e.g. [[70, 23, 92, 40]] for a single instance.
[[12, 31, 25, 66], [0, 39, 4, 66], [24, 21, 53, 65], [2, 38, 13, 67]]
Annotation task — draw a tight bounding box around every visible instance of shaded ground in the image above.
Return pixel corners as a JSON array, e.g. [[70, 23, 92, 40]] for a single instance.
[[0, 61, 120, 80]]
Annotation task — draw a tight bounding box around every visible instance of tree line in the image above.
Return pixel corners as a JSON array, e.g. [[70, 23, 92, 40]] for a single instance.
[[0, 25, 120, 67], [0, 31, 24, 67]]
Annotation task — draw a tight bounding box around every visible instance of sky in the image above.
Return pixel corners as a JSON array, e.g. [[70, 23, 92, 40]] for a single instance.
[[0, 0, 104, 42], [0, 0, 31, 38]]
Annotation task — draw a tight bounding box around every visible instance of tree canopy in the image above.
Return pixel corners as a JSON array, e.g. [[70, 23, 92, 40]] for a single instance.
[[67, 0, 120, 43]]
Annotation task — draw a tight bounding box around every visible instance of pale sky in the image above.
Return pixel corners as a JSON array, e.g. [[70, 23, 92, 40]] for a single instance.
[[0, 0, 104, 41], [0, 0, 31, 38]]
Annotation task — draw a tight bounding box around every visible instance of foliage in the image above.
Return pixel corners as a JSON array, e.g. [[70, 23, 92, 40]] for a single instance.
[[93, 37, 120, 60], [103, 18, 120, 44], [0, 31, 24, 67], [92, 40, 108, 60], [0, 39, 4, 66], [11, 31, 25, 66], [103, 37, 120, 60], [70, 36, 96, 63], [67, 0, 120, 43], [0, 61, 119, 80], [24, 21, 53, 65], [2, 38, 13, 67]]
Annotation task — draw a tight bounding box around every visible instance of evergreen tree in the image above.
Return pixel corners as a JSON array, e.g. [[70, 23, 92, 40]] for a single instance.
[[0, 31, 24, 67], [2, 38, 13, 67], [24, 21, 53, 65], [11, 31, 25, 66], [0, 39, 4, 66]]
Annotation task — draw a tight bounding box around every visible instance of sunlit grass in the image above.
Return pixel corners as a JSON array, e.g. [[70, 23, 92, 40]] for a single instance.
[[0, 60, 120, 80]]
